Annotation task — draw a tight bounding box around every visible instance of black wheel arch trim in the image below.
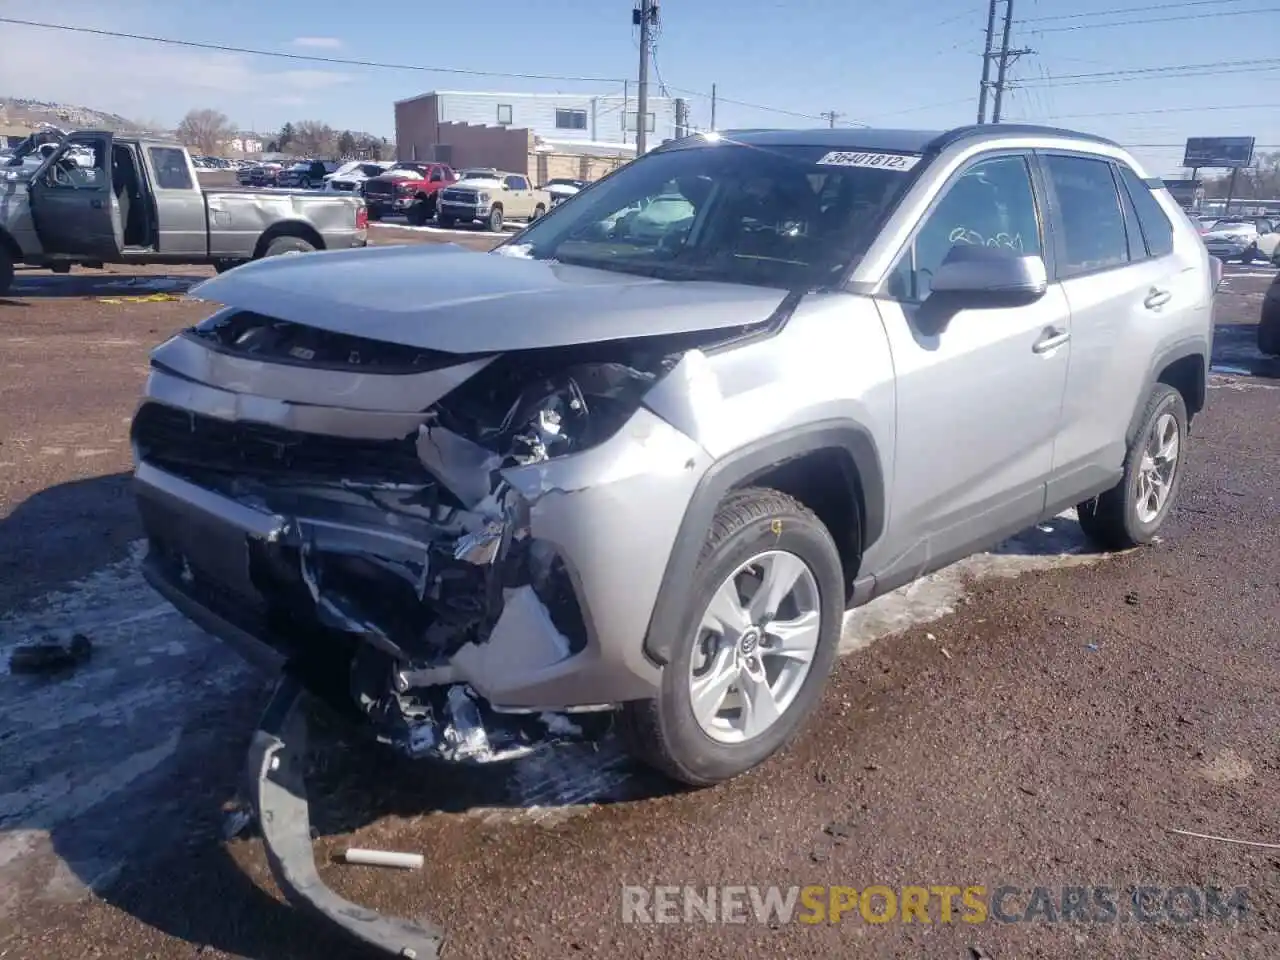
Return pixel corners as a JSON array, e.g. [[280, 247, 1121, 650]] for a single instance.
[[1127, 336, 1209, 445], [641, 420, 885, 666]]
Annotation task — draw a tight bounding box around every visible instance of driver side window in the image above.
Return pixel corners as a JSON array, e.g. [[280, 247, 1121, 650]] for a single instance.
[[45, 143, 108, 190], [889, 154, 1042, 302]]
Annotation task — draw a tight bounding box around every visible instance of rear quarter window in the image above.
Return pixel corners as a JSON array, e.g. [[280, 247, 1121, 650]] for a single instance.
[[1117, 164, 1175, 258], [149, 147, 192, 190]]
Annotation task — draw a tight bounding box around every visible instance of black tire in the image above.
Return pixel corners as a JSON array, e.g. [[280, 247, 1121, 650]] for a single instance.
[[438, 215, 456, 229], [263, 236, 316, 258], [1242, 245, 1256, 264], [1259, 295, 1280, 356], [366, 207, 382, 222], [619, 488, 845, 786], [487, 206, 504, 232], [299, 177, 312, 190], [0, 246, 13, 297], [213, 259, 244, 274], [1076, 383, 1189, 550], [531, 203, 546, 221]]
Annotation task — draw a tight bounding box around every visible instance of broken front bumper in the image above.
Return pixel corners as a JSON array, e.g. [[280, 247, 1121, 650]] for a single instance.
[[248, 676, 444, 958]]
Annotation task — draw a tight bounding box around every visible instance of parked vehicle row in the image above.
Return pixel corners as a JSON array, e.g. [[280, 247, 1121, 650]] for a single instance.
[[0, 130, 368, 294]]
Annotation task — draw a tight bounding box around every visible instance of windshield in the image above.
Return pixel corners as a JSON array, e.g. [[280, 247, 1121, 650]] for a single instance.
[[504, 141, 919, 289], [459, 170, 498, 180]]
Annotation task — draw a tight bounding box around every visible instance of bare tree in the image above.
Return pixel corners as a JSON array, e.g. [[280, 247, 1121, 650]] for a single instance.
[[291, 120, 335, 157], [176, 108, 236, 155]]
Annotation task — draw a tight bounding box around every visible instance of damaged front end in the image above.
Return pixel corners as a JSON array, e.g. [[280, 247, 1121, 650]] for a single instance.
[[133, 310, 726, 763]]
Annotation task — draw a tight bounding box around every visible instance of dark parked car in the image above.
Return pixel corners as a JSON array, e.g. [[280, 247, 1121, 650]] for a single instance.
[[276, 160, 329, 189]]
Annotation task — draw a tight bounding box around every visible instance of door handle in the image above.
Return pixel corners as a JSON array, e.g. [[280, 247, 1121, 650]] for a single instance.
[[1032, 326, 1070, 354], [1144, 287, 1172, 309], [90, 198, 103, 209]]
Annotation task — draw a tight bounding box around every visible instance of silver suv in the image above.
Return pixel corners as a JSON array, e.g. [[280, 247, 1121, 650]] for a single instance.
[[131, 124, 1214, 789]]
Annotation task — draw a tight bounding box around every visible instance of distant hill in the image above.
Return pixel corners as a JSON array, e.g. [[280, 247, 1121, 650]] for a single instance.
[[1, 97, 163, 134]]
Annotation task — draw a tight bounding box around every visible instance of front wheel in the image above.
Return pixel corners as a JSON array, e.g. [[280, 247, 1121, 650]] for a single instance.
[[1242, 245, 1257, 264], [487, 206, 504, 232], [299, 177, 312, 190], [620, 488, 844, 786], [1077, 383, 1188, 550]]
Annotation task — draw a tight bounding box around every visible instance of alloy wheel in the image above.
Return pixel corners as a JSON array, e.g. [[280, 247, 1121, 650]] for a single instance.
[[688, 550, 822, 744]]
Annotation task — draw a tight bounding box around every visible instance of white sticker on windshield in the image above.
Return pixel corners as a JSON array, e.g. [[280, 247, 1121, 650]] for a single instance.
[[817, 151, 921, 171]]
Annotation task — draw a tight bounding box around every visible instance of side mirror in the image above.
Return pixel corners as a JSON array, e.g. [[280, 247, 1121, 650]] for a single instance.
[[918, 244, 1048, 334], [928, 243, 1048, 302]]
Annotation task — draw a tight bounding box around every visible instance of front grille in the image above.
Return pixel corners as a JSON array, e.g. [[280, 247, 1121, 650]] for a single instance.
[[132, 402, 430, 486], [363, 180, 396, 198], [330, 181, 354, 191], [442, 189, 477, 204]]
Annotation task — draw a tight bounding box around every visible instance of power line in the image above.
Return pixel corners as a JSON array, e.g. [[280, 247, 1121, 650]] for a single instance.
[[1024, 65, 1280, 87], [1006, 101, 1280, 120], [1023, 0, 1254, 21], [663, 84, 867, 127], [1029, 6, 1280, 32], [0, 16, 624, 84], [1027, 56, 1280, 82]]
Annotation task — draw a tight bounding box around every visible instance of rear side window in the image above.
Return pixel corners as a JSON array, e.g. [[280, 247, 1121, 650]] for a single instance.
[[1042, 154, 1128, 278], [1117, 164, 1175, 258], [149, 147, 192, 190]]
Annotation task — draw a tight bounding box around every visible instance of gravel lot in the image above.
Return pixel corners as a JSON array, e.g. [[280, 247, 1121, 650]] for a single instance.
[[1, 241, 1277, 959]]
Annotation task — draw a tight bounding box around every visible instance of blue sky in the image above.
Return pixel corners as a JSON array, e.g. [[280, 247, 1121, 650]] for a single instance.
[[1, 0, 1277, 176]]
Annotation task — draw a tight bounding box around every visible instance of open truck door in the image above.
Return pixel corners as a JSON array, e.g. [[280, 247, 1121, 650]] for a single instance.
[[28, 132, 122, 259]]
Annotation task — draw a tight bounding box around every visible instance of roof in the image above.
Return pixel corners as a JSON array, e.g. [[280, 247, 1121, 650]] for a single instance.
[[716, 123, 1120, 153]]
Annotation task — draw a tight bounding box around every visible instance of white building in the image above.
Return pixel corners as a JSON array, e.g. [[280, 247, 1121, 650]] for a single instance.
[[225, 135, 264, 155], [395, 90, 684, 152]]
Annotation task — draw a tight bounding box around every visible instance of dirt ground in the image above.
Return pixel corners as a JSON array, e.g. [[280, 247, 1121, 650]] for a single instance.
[[0, 242, 1277, 960]]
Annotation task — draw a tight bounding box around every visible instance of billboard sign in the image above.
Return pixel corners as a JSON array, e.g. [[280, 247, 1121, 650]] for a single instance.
[[1182, 136, 1255, 169]]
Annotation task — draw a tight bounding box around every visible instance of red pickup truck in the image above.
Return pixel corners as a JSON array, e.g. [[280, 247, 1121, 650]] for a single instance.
[[360, 161, 456, 224]]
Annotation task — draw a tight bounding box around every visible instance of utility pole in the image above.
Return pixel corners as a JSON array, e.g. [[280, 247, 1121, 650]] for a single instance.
[[634, 0, 657, 155], [977, 0, 1033, 123], [991, 0, 1033, 123], [820, 110, 842, 128], [710, 83, 717, 131], [977, 0, 998, 123]]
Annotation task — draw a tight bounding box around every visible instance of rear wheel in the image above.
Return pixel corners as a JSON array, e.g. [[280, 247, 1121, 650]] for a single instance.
[[619, 488, 844, 786], [530, 203, 546, 221], [263, 236, 316, 258], [1077, 383, 1188, 550]]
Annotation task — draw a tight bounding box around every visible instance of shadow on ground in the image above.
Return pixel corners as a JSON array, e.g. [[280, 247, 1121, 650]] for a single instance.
[[6, 272, 205, 300], [1211, 322, 1280, 380], [0, 472, 139, 610]]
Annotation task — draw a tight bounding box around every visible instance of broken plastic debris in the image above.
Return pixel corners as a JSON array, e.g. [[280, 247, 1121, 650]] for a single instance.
[[342, 848, 425, 870], [9, 633, 92, 674], [454, 520, 505, 565], [443, 685, 492, 760]]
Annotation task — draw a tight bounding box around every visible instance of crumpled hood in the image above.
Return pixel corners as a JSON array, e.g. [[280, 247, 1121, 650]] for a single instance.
[[187, 243, 792, 354]]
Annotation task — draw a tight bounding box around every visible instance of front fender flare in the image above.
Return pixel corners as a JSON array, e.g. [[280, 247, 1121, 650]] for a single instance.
[[641, 420, 885, 666]]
